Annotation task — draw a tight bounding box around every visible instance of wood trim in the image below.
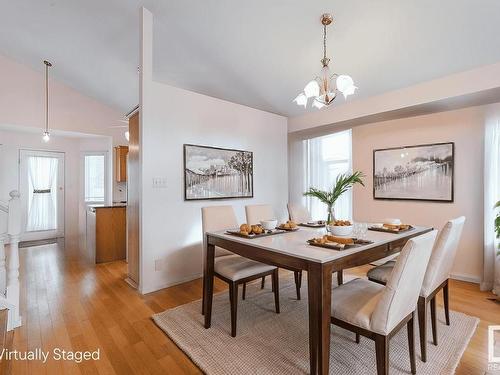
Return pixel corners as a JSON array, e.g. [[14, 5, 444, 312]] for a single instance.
[[127, 112, 140, 286], [114, 146, 129, 182]]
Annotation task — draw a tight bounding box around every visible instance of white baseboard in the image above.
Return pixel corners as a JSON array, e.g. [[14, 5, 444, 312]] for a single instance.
[[450, 273, 481, 284], [141, 273, 203, 295]]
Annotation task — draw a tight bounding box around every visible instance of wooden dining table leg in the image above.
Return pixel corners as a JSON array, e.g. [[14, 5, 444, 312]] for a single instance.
[[307, 263, 332, 375], [202, 270, 206, 315], [204, 242, 215, 329]]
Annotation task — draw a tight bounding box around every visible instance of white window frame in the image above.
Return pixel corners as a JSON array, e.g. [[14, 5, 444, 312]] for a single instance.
[[82, 151, 109, 205]]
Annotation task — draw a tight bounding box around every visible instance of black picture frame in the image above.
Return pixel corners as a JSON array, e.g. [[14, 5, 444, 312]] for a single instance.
[[183, 144, 254, 201], [373, 142, 454, 202]]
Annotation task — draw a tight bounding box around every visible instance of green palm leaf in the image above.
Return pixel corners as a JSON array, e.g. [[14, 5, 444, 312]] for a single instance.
[[303, 171, 365, 208]]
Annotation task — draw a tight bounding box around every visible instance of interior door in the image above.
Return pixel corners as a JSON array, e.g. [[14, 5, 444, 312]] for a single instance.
[[19, 150, 65, 241]]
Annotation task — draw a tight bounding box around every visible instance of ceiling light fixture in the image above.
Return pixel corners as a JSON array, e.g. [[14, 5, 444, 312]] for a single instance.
[[42, 60, 52, 142], [294, 13, 357, 109]]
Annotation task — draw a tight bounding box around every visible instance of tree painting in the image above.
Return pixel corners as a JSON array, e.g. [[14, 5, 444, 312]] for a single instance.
[[184, 145, 253, 200]]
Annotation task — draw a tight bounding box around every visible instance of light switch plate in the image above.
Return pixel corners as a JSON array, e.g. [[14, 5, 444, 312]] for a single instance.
[[152, 177, 167, 188], [155, 259, 163, 271]]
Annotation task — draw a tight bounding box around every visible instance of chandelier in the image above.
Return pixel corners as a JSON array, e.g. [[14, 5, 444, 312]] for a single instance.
[[294, 13, 357, 109]]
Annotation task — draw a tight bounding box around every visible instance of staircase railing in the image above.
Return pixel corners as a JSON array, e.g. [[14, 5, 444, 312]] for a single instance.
[[0, 191, 22, 331]]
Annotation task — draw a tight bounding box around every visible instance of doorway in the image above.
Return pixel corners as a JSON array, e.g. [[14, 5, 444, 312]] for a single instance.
[[19, 150, 65, 241]]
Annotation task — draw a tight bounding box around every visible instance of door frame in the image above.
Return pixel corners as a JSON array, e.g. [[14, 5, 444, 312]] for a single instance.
[[19, 149, 65, 241]]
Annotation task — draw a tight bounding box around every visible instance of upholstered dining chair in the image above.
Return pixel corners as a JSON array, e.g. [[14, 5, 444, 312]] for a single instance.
[[330, 230, 438, 375], [245, 204, 303, 299], [367, 216, 465, 362], [287, 202, 312, 223], [201, 205, 280, 337]]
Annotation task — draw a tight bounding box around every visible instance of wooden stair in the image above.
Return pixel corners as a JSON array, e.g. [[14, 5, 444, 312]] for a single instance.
[[0, 309, 12, 374]]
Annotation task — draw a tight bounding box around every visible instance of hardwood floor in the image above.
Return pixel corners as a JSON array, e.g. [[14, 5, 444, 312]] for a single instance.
[[7, 240, 498, 374]]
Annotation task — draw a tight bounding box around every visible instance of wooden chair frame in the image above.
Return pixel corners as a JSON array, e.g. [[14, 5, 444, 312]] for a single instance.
[[213, 268, 280, 337], [368, 276, 450, 362], [331, 311, 416, 375]]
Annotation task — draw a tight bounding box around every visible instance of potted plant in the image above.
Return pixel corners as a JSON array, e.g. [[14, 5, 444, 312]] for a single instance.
[[304, 171, 365, 223]]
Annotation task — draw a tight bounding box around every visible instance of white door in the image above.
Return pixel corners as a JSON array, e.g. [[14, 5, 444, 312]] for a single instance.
[[19, 150, 65, 241]]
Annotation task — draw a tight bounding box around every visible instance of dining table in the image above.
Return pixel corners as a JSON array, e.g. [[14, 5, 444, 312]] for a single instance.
[[202, 224, 433, 375]]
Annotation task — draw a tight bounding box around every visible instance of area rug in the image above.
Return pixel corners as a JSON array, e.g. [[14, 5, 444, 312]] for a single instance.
[[153, 277, 479, 374]]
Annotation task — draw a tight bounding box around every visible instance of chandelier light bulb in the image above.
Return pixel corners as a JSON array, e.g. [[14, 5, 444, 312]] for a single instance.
[[293, 93, 308, 107], [336, 75, 357, 98], [341, 84, 357, 98], [42, 131, 50, 142], [303, 80, 320, 98]]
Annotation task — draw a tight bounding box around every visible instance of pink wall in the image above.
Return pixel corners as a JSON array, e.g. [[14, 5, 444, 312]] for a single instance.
[[352, 105, 487, 282]]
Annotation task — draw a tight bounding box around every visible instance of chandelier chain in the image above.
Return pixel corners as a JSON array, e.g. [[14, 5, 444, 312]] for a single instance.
[[45, 62, 49, 133], [323, 24, 327, 61]]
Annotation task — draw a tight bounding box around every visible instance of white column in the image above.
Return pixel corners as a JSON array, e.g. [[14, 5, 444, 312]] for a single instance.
[[6, 190, 21, 330]]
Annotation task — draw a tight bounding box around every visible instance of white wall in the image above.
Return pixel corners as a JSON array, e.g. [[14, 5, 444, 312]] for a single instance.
[[0, 53, 131, 202], [289, 104, 497, 283], [139, 9, 288, 293], [0, 129, 110, 244]]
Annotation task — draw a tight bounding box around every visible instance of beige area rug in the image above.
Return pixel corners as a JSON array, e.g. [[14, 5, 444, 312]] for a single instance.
[[153, 276, 479, 374]]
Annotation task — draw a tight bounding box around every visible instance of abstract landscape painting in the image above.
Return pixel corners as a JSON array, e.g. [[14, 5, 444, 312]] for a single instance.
[[184, 144, 253, 200], [373, 142, 454, 202]]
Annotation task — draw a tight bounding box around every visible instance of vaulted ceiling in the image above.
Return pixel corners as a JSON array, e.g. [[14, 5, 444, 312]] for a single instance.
[[1, 0, 500, 117]]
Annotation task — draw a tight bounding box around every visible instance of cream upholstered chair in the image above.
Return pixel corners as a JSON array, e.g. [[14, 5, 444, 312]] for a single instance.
[[244, 204, 303, 300], [287, 202, 312, 223], [331, 230, 438, 375], [201, 205, 280, 337], [245, 204, 275, 225], [367, 216, 465, 361]]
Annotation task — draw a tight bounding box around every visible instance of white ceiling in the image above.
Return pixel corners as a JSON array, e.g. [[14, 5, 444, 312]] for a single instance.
[[1, 0, 500, 117]]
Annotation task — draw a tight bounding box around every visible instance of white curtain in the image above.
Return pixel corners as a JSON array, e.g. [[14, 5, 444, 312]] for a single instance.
[[304, 130, 352, 221], [26, 156, 58, 232], [482, 118, 500, 294]]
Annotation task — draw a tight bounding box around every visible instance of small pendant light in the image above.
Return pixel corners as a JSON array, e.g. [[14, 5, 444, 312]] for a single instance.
[[42, 60, 52, 142]]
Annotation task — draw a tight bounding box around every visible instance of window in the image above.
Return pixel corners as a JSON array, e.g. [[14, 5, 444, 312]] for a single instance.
[[304, 129, 352, 221], [84, 153, 106, 203]]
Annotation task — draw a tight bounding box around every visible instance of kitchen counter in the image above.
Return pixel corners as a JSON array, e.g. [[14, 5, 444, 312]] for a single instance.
[[88, 203, 127, 211], [86, 205, 126, 263]]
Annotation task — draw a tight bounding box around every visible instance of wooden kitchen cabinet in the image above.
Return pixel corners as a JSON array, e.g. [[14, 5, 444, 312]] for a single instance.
[[115, 145, 129, 182], [87, 205, 126, 263]]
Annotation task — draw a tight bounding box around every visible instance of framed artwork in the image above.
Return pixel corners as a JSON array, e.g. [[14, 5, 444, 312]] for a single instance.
[[373, 142, 454, 202], [184, 144, 254, 200]]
